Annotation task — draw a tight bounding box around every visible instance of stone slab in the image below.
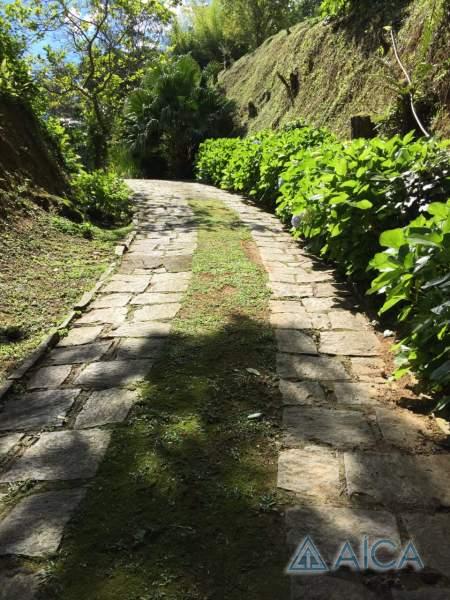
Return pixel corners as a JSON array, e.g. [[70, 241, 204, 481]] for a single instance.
[[283, 407, 375, 449], [108, 322, 172, 338], [102, 276, 151, 294], [279, 381, 326, 406], [286, 506, 400, 563], [269, 283, 314, 298], [376, 408, 438, 450], [291, 577, 380, 600], [46, 341, 112, 365], [0, 434, 23, 456], [329, 310, 369, 331], [0, 489, 86, 557], [0, 430, 111, 482], [269, 301, 306, 314], [131, 292, 183, 305], [58, 326, 103, 347], [90, 294, 132, 309], [315, 283, 351, 298], [330, 382, 384, 407], [115, 337, 165, 360], [77, 307, 128, 326], [0, 569, 41, 600], [344, 453, 450, 507], [270, 312, 313, 330], [275, 329, 318, 355], [402, 513, 450, 576], [0, 389, 80, 431], [74, 360, 150, 388], [320, 331, 381, 356], [27, 366, 72, 390], [277, 354, 351, 381], [302, 297, 339, 312], [74, 388, 138, 429], [350, 357, 387, 382], [278, 447, 341, 499], [133, 303, 181, 322]]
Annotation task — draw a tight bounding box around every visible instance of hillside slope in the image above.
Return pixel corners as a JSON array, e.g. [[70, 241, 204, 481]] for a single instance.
[[0, 96, 69, 197], [219, 1, 449, 139]]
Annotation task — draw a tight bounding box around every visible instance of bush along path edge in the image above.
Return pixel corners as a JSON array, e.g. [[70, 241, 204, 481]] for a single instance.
[[196, 127, 450, 408]]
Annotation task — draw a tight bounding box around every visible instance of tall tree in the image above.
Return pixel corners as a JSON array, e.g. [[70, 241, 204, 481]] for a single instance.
[[5, 0, 177, 167]]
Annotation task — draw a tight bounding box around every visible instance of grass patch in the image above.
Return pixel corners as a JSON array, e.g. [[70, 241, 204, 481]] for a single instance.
[[0, 205, 125, 382], [47, 199, 289, 599]]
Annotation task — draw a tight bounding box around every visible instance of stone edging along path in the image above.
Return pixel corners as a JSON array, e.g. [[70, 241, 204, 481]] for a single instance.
[[0, 180, 449, 599]]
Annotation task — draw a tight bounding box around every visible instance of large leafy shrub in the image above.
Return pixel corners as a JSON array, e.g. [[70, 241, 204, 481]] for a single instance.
[[196, 126, 450, 399], [73, 170, 132, 226], [278, 133, 450, 281], [369, 201, 450, 402]]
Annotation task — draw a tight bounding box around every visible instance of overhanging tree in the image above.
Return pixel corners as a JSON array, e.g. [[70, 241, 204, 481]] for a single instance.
[[5, 0, 177, 168]]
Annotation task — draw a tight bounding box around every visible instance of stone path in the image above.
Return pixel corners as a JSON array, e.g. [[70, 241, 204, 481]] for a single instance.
[[0, 182, 196, 596], [0, 180, 449, 599]]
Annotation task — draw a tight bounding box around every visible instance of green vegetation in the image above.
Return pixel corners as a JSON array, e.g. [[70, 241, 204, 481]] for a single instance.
[[120, 55, 236, 178], [0, 201, 129, 383], [47, 200, 288, 599], [171, 0, 320, 67], [196, 125, 450, 404]]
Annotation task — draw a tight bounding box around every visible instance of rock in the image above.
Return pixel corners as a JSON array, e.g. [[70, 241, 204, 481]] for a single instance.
[[27, 365, 72, 390], [329, 310, 369, 331], [73, 360, 151, 388], [275, 329, 318, 354], [350, 357, 386, 382], [344, 453, 450, 507], [302, 297, 339, 312], [0, 434, 23, 456], [46, 341, 112, 365], [133, 303, 181, 322], [57, 326, 103, 347], [131, 292, 183, 305], [319, 331, 381, 356], [279, 381, 326, 406], [90, 294, 132, 309], [0, 389, 80, 431], [108, 322, 172, 339], [0, 430, 111, 482], [402, 513, 450, 576], [278, 446, 341, 499], [115, 337, 165, 360], [376, 408, 438, 450], [102, 275, 151, 294], [77, 307, 128, 326], [277, 354, 351, 381], [74, 388, 139, 428], [283, 407, 375, 449], [286, 505, 400, 563], [0, 489, 86, 557], [330, 382, 384, 406], [270, 312, 313, 330]]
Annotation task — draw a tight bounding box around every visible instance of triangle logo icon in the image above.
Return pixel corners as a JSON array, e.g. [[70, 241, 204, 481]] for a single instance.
[[287, 536, 329, 574]]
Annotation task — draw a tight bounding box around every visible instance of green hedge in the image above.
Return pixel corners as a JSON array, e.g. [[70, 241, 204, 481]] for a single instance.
[[195, 125, 450, 403]]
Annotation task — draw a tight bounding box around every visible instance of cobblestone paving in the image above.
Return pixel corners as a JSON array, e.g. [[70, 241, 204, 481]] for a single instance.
[[1, 180, 449, 598]]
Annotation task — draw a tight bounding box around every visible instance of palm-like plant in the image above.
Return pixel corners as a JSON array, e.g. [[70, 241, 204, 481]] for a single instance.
[[122, 55, 236, 178]]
